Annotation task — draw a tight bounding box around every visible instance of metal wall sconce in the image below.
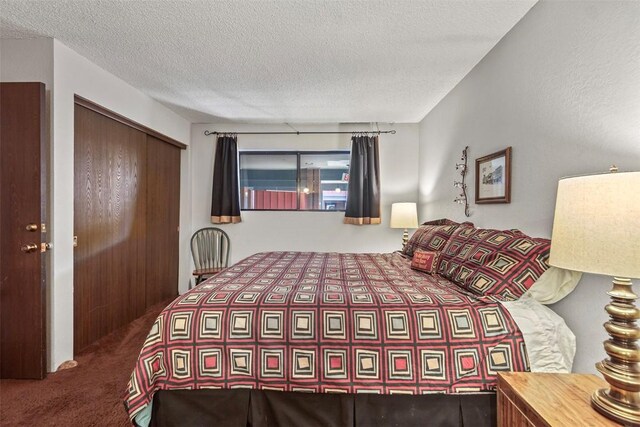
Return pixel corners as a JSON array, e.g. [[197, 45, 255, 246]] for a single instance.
[[454, 146, 470, 217]]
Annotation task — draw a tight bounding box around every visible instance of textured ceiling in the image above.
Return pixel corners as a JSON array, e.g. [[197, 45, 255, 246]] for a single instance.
[[0, 1, 536, 123]]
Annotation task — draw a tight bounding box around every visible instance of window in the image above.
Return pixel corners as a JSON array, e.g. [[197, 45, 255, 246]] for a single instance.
[[239, 151, 350, 211]]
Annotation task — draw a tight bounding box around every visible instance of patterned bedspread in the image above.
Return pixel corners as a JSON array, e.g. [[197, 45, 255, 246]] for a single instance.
[[125, 251, 529, 421]]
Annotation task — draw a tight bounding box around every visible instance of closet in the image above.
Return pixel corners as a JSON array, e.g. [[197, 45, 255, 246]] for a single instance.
[[73, 97, 184, 354]]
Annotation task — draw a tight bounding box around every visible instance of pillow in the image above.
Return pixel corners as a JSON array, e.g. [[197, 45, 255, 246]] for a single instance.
[[455, 232, 551, 300], [527, 266, 582, 304], [421, 218, 460, 226], [440, 228, 521, 279], [440, 226, 552, 300], [403, 224, 458, 256], [411, 250, 441, 274], [437, 224, 477, 275], [403, 220, 474, 257]]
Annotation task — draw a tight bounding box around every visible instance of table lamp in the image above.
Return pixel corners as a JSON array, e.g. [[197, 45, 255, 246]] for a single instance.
[[549, 168, 640, 425], [390, 202, 418, 249]]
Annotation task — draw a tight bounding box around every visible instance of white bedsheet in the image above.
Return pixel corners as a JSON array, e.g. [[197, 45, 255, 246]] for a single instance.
[[500, 294, 576, 373]]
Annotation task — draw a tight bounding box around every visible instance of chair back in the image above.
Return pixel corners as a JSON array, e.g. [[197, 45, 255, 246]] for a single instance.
[[190, 227, 230, 271]]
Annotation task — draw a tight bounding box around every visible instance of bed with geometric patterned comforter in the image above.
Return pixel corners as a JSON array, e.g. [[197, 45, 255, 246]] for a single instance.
[[124, 251, 530, 424]]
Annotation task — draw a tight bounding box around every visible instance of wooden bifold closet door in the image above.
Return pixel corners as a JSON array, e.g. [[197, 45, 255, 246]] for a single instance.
[[74, 103, 181, 354], [145, 136, 181, 307]]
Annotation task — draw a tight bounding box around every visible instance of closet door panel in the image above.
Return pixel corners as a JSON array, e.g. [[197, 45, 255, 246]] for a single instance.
[[74, 105, 147, 354], [145, 136, 180, 307]]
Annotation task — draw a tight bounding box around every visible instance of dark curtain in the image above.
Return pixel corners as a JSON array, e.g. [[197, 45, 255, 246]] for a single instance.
[[211, 134, 241, 224], [344, 134, 381, 225]]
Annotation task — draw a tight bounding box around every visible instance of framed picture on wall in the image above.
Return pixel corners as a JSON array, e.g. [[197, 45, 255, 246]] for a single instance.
[[475, 147, 512, 204]]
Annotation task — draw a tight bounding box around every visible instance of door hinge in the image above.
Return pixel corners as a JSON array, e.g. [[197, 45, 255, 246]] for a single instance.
[[73, 236, 78, 247], [41, 242, 53, 252]]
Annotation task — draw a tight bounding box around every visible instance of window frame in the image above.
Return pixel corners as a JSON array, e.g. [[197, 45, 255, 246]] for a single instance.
[[238, 150, 350, 212]]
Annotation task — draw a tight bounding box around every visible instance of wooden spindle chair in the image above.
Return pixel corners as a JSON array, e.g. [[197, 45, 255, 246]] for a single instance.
[[190, 227, 230, 286]]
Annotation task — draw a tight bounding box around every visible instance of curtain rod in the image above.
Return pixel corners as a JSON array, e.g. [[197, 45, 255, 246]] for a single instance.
[[203, 130, 396, 136]]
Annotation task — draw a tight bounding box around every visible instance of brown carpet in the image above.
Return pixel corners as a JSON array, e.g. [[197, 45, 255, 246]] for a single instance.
[[0, 300, 169, 426]]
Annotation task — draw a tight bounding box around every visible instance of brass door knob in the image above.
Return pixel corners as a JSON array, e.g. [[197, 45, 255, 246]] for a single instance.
[[21, 243, 38, 253], [26, 224, 39, 231]]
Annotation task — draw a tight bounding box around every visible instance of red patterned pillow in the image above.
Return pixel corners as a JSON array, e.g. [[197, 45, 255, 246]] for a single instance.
[[403, 220, 473, 257], [411, 250, 441, 274], [440, 228, 518, 278], [437, 224, 477, 276], [421, 218, 460, 226], [443, 227, 551, 300]]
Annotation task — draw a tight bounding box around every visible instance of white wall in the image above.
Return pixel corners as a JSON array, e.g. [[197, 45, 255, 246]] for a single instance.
[[0, 38, 53, 84], [190, 123, 419, 267], [418, 1, 640, 374], [1, 38, 192, 371]]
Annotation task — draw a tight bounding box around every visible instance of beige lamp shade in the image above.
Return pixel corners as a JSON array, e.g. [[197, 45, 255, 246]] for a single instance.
[[390, 203, 419, 229], [549, 171, 640, 279]]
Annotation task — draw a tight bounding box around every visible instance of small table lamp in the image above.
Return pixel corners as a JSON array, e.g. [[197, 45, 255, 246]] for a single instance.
[[390, 202, 419, 249], [549, 169, 640, 425]]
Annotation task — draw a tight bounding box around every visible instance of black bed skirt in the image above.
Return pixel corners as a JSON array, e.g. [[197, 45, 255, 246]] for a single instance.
[[150, 389, 496, 427]]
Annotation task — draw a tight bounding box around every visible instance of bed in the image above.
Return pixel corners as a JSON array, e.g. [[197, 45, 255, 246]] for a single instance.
[[125, 222, 576, 427]]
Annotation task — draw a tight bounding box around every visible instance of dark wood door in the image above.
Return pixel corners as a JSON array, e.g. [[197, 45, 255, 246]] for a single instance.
[[73, 105, 147, 354], [145, 136, 180, 306], [0, 82, 47, 379]]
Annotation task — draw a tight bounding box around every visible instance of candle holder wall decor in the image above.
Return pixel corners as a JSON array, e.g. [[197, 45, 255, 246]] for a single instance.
[[454, 146, 470, 217]]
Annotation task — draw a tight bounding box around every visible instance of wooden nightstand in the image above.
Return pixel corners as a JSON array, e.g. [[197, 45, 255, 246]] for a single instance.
[[497, 372, 622, 426]]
